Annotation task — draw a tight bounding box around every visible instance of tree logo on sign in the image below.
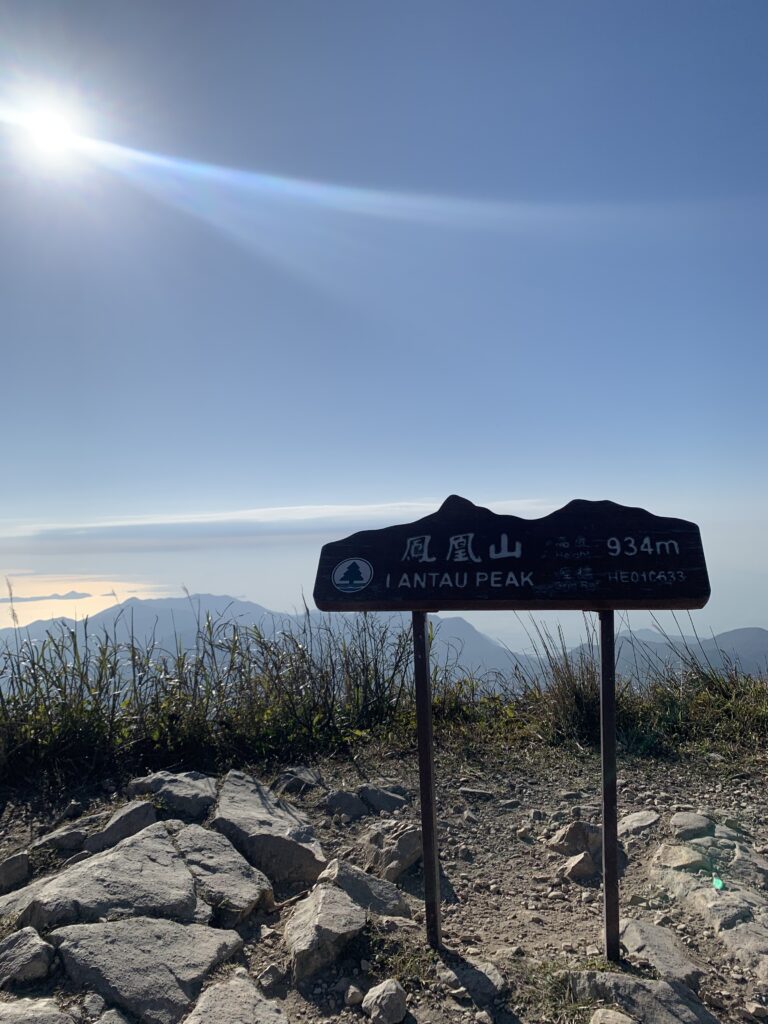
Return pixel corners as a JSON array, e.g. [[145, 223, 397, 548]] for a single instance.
[[332, 558, 373, 593]]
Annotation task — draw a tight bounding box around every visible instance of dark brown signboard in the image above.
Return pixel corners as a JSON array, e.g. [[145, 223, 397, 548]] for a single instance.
[[314, 495, 710, 612]]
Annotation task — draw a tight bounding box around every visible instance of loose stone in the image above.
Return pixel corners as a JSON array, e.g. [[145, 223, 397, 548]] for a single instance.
[[362, 979, 408, 1023], [284, 884, 366, 980], [0, 927, 55, 987]]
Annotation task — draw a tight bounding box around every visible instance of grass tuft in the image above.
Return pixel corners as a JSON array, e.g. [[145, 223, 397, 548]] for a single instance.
[[0, 608, 765, 785]]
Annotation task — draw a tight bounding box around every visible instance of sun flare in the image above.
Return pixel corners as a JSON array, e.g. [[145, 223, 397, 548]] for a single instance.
[[4, 97, 87, 168]]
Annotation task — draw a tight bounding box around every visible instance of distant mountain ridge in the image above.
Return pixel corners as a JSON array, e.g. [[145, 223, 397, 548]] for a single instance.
[[0, 594, 529, 678], [1, 595, 765, 680]]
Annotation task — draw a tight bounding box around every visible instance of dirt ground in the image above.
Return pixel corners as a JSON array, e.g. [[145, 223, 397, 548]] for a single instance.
[[1, 740, 766, 1023]]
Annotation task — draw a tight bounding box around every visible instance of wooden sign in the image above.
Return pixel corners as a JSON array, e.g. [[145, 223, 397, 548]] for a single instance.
[[313, 494, 710, 960], [314, 494, 710, 612]]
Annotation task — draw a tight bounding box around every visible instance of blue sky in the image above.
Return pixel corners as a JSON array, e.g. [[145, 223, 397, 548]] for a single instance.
[[0, 2, 765, 645]]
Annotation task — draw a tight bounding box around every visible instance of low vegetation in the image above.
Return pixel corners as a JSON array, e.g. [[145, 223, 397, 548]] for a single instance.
[[0, 605, 766, 786]]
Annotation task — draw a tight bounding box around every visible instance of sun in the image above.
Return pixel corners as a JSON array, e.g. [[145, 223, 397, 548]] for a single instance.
[[23, 107, 79, 153], [4, 97, 87, 168]]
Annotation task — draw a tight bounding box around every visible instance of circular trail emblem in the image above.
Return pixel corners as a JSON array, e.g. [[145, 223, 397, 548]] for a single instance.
[[332, 558, 374, 593]]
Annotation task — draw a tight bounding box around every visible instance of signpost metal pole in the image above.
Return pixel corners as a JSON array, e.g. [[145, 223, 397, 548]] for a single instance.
[[599, 609, 620, 962], [412, 610, 442, 948]]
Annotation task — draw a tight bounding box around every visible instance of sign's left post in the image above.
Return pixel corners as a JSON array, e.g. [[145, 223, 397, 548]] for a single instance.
[[412, 610, 442, 948]]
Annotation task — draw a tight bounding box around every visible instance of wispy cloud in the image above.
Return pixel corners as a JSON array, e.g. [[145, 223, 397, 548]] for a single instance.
[[0, 498, 556, 556], [0, 590, 91, 604]]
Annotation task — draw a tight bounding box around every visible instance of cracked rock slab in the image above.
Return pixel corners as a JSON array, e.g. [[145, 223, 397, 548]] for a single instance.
[[318, 858, 410, 918], [571, 971, 720, 1024], [620, 918, 705, 991], [211, 771, 326, 885], [173, 824, 274, 926], [0, 999, 76, 1024], [0, 822, 196, 931], [50, 917, 242, 1024], [284, 883, 366, 980], [84, 801, 157, 854], [127, 772, 216, 819], [653, 845, 709, 873], [0, 927, 54, 987], [184, 973, 288, 1023]]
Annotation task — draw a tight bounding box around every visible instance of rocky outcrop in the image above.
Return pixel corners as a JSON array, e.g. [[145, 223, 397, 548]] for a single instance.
[[212, 771, 326, 885], [183, 972, 288, 1023], [127, 771, 217, 819], [283, 883, 366, 980], [357, 785, 408, 815], [570, 971, 720, 1024], [83, 800, 157, 853], [324, 790, 368, 820], [0, 852, 30, 894], [617, 810, 660, 837], [173, 823, 275, 926], [0, 823, 197, 931], [620, 917, 705, 991], [50, 918, 242, 1024]]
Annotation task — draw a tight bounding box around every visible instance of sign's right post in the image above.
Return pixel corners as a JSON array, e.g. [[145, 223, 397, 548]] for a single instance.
[[599, 609, 620, 961]]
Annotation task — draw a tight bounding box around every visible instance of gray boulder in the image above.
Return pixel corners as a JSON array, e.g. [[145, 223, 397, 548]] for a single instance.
[[100, 1012, 131, 1024], [0, 852, 30, 894], [284, 883, 366, 980], [1, 822, 196, 931], [451, 958, 505, 1005], [184, 972, 288, 1023], [127, 771, 216, 819], [173, 824, 274, 926], [363, 821, 423, 882], [84, 801, 157, 853], [31, 824, 90, 854], [548, 821, 603, 860], [318, 858, 411, 918], [618, 810, 660, 837], [620, 918, 705, 991], [561, 851, 599, 882], [211, 771, 326, 885], [324, 790, 369, 821], [0, 927, 54, 987], [0, 999, 76, 1023], [50, 917, 242, 1024], [362, 979, 407, 1023], [357, 785, 407, 815], [670, 813, 715, 842]]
